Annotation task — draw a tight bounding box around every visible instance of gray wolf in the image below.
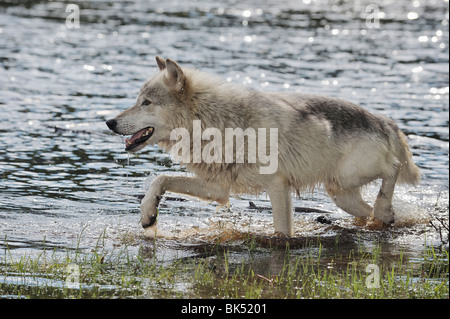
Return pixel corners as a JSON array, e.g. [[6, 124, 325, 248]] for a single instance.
[[106, 57, 420, 236]]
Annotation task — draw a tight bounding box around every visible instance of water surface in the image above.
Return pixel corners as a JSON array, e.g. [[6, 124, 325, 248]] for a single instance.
[[0, 0, 448, 267]]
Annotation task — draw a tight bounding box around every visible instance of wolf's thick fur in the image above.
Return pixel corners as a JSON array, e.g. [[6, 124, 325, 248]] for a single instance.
[[106, 57, 420, 236]]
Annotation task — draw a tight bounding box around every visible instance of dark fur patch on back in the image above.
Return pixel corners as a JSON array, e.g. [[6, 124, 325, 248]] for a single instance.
[[300, 95, 394, 139]]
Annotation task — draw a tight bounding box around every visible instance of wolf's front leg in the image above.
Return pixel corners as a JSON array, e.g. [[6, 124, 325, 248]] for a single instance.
[[140, 175, 230, 228], [266, 175, 294, 236]]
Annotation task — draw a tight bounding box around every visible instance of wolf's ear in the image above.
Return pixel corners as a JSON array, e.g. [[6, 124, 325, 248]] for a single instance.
[[155, 56, 166, 71], [164, 58, 186, 93]]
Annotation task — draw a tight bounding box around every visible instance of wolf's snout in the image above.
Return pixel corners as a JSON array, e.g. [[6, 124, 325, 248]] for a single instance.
[[106, 119, 117, 131]]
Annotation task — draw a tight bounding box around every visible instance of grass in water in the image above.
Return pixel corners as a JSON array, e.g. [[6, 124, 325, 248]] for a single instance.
[[0, 233, 448, 299]]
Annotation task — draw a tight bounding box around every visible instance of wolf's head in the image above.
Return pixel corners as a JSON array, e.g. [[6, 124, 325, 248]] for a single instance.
[[106, 57, 190, 153]]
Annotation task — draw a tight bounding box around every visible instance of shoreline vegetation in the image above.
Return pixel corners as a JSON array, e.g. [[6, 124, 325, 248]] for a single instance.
[[1, 232, 448, 299]]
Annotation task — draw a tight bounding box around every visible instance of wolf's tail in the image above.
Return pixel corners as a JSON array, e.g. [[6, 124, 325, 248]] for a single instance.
[[396, 131, 420, 185]]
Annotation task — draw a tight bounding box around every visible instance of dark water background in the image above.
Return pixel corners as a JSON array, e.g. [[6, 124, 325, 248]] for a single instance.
[[0, 0, 448, 266]]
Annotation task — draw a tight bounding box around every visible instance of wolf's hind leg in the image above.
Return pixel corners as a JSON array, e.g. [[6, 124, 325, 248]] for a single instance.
[[373, 169, 399, 224], [140, 175, 229, 228], [326, 184, 372, 220]]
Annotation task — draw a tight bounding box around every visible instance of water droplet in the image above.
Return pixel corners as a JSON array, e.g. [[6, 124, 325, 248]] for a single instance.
[[242, 10, 251, 18], [83, 64, 95, 71], [407, 12, 419, 20]]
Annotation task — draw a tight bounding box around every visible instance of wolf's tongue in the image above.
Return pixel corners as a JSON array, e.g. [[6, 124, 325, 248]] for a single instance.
[[125, 128, 147, 145]]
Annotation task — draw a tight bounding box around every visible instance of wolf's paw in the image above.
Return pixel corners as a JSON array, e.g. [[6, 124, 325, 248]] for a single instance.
[[366, 217, 393, 230], [353, 216, 368, 226], [140, 200, 158, 229], [141, 213, 157, 229], [373, 204, 395, 225], [372, 212, 394, 226], [140, 193, 160, 228]]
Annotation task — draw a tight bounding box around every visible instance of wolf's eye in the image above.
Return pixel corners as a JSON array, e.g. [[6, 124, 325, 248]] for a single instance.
[[142, 100, 152, 106]]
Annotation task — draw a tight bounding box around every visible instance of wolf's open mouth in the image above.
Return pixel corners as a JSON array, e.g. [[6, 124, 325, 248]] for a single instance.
[[125, 127, 154, 151]]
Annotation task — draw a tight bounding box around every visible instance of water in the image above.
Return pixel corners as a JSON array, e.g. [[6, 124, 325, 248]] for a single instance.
[[0, 0, 448, 266]]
